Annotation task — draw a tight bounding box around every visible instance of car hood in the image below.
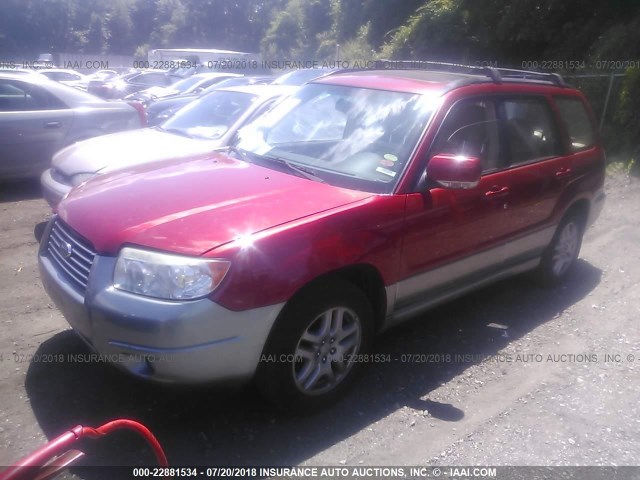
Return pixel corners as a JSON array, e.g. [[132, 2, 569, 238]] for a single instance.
[[58, 152, 373, 256], [53, 128, 221, 176]]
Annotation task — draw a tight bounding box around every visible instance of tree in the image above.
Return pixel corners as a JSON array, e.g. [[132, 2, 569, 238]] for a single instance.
[[107, 0, 135, 54], [261, 0, 306, 58]]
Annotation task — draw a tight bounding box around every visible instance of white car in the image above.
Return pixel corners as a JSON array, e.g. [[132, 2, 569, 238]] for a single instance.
[[38, 69, 89, 90], [124, 72, 241, 105], [41, 84, 297, 208]]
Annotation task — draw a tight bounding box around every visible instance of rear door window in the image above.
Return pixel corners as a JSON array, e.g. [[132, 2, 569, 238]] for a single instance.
[[555, 97, 595, 152], [500, 97, 562, 165]]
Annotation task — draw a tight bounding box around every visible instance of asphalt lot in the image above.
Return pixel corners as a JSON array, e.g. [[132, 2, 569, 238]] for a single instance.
[[0, 174, 639, 477]]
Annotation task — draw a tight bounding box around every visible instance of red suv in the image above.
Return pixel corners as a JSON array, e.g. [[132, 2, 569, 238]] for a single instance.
[[38, 67, 605, 411]]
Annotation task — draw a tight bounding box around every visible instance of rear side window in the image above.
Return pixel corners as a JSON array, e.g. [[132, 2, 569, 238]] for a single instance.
[[555, 97, 595, 152], [501, 97, 561, 165]]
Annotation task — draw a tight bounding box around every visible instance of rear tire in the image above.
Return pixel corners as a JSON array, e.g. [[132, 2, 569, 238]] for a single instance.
[[256, 279, 374, 413], [536, 213, 584, 286]]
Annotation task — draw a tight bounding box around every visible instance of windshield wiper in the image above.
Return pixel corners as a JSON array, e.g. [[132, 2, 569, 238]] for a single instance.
[[225, 147, 325, 183], [260, 155, 325, 183], [226, 145, 252, 163]]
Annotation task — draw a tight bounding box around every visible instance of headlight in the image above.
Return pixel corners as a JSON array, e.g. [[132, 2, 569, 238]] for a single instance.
[[71, 172, 96, 187], [114, 247, 230, 300]]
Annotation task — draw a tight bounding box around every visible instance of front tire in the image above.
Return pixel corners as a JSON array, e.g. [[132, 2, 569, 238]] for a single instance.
[[256, 279, 374, 413]]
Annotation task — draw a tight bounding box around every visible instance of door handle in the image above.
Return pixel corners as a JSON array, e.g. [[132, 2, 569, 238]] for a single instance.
[[555, 167, 572, 178], [44, 121, 61, 128], [484, 186, 510, 198]]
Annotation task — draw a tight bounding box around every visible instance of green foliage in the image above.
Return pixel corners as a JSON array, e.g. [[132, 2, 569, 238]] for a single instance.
[[1, 0, 640, 157], [261, 0, 306, 58], [607, 158, 637, 177], [381, 0, 463, 60], [613, 68, 640, 156], [337, 24, 376, 62], [133, 44, 149, 60], [0, 0, 275, 57]]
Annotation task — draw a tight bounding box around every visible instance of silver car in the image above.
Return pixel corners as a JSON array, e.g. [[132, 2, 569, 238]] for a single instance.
[[37, 69, 90, 90], [0, 73, 144, 181], [41, 84, 296, 209]]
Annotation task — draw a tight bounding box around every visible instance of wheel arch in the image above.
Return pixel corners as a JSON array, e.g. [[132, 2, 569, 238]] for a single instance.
[[288, 264, 386, 332], [562, 198, 590, 230], [259, 263, 387, 363]]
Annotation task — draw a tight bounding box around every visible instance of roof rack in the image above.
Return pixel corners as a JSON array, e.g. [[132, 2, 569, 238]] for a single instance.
[[370, 60, 567, 88]]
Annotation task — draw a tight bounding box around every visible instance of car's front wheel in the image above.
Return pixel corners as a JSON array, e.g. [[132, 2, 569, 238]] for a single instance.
[[257, 279, 374, 412]]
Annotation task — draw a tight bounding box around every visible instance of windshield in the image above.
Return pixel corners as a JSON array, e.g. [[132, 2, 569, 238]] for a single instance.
[[235, 83, 435, 193], [201, 77, 252, 94], [161, 90, 255, 140]]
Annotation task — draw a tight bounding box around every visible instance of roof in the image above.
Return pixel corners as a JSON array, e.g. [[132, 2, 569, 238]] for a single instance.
[[316, 70, 470, 94], [215, 84, 298, 98], [0, 72, 51, 83], [0, 68, 39, 76], [0, 72, 108, 104], [189, 72, 243, 79], [315, 68, 570, 94], [38, 68, 86, 76]]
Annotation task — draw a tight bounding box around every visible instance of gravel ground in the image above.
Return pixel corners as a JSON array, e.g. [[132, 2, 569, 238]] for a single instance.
[[0, 174, 639, 478]]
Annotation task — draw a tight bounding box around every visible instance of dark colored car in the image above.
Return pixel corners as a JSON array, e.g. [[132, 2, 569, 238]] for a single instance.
[[0, 73, 144, 180], [39, 68, 605, 411], [145, 76, 273, 126]]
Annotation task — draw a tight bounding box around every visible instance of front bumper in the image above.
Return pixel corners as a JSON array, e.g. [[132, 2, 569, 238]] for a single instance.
[[38, 220, 283, 384], [40, 168, 70, 210]]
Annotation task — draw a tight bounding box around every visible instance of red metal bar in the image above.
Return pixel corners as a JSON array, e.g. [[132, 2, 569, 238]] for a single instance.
[[0, 419, 168, 480]]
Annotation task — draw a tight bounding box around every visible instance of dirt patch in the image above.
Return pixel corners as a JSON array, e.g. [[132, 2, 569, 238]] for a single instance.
[[0, 175, 639, 473]]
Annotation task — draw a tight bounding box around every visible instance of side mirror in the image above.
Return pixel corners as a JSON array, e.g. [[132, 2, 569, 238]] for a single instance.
[[426, 153, 482, 189]]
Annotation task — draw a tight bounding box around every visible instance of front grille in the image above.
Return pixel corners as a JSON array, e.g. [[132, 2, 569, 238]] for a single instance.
[[46, 219, 96, 292]]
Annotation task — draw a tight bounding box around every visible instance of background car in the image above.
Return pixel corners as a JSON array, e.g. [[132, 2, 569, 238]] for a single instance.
[[37, 69, 89, 90], [41, 84, 296, 207], [87, 70, 138, 98], [124, 72, 241, 106], [145, 75, 273, 126], [87, 70, 182, 99], [0, 73, 145, 181], [271, 68, 340, 86], [0, 68, 41, 76], [87, 70, 118, 81]]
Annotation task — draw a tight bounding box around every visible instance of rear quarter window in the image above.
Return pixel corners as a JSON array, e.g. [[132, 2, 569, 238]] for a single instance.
[[555, 97, 595, 152]]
